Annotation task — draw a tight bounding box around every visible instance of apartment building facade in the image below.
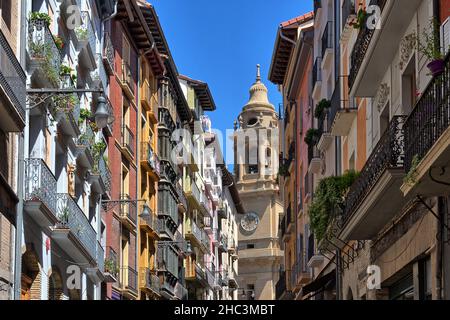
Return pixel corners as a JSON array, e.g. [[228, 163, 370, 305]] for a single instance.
[[21, 0, 116, 300], [272, 0, 450, 300], [269, 12, 316, 300], [0, 0, 26, 300]]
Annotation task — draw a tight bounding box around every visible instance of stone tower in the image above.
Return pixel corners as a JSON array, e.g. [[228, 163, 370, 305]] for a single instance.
[[235, 65, 283, 300]]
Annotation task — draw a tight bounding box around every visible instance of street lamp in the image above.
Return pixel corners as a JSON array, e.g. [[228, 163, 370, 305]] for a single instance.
[[94, 95, 115, 129]]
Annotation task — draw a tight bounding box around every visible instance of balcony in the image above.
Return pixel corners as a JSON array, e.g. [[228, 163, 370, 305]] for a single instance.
[[121, 125, 135, 159], [104, 246, 119, 283], [294, 261, 312, 286], [141, 79, 158, 122], [308, 145, 322, 175], [312, 57, 322, 99], [119, 266, 138, 297], [119, 194, 137, 229], [0, 29, 26, 132], [139, 268, 161, 296], [328, 78, 357, 137], [139, 204, 159, 238], [90, 155, 111, 194], [349, 0, 421, 96], [200, 191, 212, 217], [53, 194, 97, 264], [87, 241, 105, 283], [27, 17, 61, 88], [402, 53, 450, 197], [121, 62, 135, 99], [321, 21, 333, 68], [186, 220, 209, 253], [341, 116, 407, 240], [102, 32, 114, 75], [141, 142, 160, 178], [317, 112, 333, 152], [218, 231, 228, 253], [77, 11, 97, 70], [90, 53, 108, 90], [341, 0, 357, 41], [175, 282, 188, 300], [55, 94, 81, 138], [176, 182, 188, 213], [24, 159, 58, 227], [186, 260, 208, 288], [76, 121, 95, 169], [184, 179, 202, 210], [103, 96, 115, 137]]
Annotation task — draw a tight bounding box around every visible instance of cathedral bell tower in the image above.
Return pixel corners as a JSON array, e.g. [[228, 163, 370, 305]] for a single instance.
[[234, 65, 283, 300]]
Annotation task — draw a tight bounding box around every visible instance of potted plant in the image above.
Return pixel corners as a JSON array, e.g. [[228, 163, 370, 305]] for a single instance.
[[304, 128, 321, 146], [29, 12, 52, 27], [53, 35, 64, 50], [79, 109, 93, 125], [350, 7, 368, 30], [314, 99, 331, 119], [417, 19, 447, 76]]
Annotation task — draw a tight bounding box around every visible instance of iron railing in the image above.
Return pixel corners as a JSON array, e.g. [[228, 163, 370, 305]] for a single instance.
[[141, 142, 160, 174], [328, 77, 357, 130], [0, 29, 26, 122], [308, 144, 321, 165], [27, 17, 61, 85], [78, 121, 95, 148], [80, 11, 96, 54], [98, 155, 111, 192], [119, 266, 138, 293], [348, 0, 388, 90], [102, 32, 114, 75], [121, 125, 135, 156], [105, 246, 119, 278], [343, 116, 406, 222], [24, 158, 58, 215], [120, 194, 137, 225], [97, 242, 105, 273], [313, 57, 322, 88], [321, 21, 333, 58], [404, 53, 450, 172], [140, 268, 160, 293], [175, 282, 188, 300], [121, 62, 134, 94], [56, 193, 97, 260]]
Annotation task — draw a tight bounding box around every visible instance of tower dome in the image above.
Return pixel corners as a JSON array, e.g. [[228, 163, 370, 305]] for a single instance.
[[243, 64, 275, 111]]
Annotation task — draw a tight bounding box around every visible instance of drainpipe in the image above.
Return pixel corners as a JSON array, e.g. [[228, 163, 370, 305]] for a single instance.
[[13, 0, 29, 301], [279, 28, 297, 47], [136, 55, 141, 300]]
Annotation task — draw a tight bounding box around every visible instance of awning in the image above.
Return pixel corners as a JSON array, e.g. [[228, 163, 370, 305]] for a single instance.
[[302, 269, 336, 295]]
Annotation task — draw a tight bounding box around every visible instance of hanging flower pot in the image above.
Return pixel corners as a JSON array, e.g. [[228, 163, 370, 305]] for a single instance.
[[427, 59, 445, 77]]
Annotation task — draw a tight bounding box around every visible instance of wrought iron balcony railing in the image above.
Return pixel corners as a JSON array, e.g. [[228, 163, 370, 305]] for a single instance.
[[321, 21, 333, 59], [348, 0, 388, 90], [27, 17, 61, 86], [404, 53, 450, 173], [98, 155, 112, 192], [327, 77, 357, 130], [121, 125, 135, 156], [140, 268, 160, 294], [343, 115, 406, 222], [120, 194, 137, 225], [119, 266, 138, 294], [105, 246, 119, 278], [97, 242, 105, 273], [56, 193, 97, 260], [141, 142, 160, 174], [0, 29, 26, 123], [308, 144, 321, 165], [102, 32, 114, 75], [313, 57, 322, 88], [79, 11, 96, 54], [78, 121, 95, 149], [175, 282, 188, 300], [24, 158, 57, 215], [121, 62, 134, 95]]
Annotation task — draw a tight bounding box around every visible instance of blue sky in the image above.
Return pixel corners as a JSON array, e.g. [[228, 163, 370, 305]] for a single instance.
[[150, 0, 312, 165]]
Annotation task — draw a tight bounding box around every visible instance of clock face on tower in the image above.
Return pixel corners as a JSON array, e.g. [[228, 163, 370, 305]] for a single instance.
[[240, 212, 260, 233]]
